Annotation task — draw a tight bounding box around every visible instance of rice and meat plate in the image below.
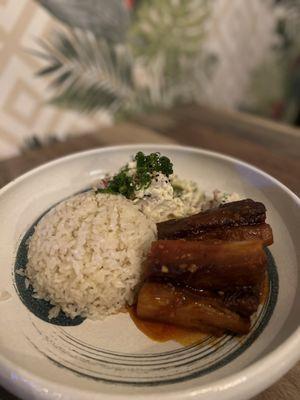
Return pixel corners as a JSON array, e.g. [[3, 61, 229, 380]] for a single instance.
[[25, 152, 239, 321], [26, 192, 157, 319]]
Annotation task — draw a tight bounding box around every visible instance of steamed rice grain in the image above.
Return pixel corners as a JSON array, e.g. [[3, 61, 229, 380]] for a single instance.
[[26, 192, 157, 319]]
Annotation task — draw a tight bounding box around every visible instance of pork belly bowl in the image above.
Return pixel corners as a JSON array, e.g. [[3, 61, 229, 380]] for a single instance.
[[0, 145, 299, 400]]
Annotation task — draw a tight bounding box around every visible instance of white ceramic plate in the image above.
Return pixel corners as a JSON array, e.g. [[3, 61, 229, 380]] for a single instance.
[[0, 144, 299, 400]]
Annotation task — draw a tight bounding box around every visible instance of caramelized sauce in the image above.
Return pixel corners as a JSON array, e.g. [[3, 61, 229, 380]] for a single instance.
[[127, 306, 209, 346], [128, 272, 270, 346]]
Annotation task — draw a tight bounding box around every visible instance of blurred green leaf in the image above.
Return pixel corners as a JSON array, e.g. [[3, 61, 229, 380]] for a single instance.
[[34, 30, 138, 113], [32, 0, 214, 116], [36, 0, 130, 42]]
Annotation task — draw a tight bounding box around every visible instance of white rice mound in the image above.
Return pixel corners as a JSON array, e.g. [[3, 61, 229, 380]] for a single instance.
[[26, 192, 157, 320]]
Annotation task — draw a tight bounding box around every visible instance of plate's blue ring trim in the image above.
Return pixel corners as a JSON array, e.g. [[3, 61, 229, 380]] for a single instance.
[[14, 192, 278, 386], [33, 291, 267, 379], [40, 327, 234, 368], [57, 328, 226, 360], [13, 192, 91, 326], [25, 249, 278, 386]]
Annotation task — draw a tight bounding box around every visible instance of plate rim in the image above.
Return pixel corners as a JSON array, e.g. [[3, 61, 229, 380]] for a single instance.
[[0, 143, 299, 400], [1, 143, 299, 204]]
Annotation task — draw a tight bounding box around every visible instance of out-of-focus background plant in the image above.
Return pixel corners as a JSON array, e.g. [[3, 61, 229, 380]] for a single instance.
[[243, 0, 300, 124], [34, 0, 214, 117], [0, 0, 299, 159], [35, 0, 300, 125]]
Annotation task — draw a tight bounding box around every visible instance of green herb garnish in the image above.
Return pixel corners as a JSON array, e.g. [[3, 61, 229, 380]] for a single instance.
[[100, 169, 135, 199], [97, 152, 173, 199], [134, 151, 173, 190]]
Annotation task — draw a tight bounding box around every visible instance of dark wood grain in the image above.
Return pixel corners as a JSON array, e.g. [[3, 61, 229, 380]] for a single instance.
[[133, 105, 300, 195], [0, 106, 299, 400], [0, 122, 176, 189]]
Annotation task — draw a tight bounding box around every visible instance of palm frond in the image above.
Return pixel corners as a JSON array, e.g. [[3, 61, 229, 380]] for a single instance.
[[128, 0, 211, 106], [49, 80, 122, 113], [130, 0, 210, 61], [35, 30, 137, 113], [32, 0, 214, 117]]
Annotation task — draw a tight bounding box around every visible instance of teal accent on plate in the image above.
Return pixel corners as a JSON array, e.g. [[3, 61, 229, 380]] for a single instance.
[[14, 194, 278, 385], [14, 204, 86, 326]]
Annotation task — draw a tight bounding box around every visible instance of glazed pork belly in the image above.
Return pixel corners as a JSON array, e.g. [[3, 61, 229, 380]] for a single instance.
[[144, 240, 267, 290], [136, 199, 272, 336], [137, 282, 251, 335], [187, 224, 273, 246], [157, 199, 268, 240], [220, 285, 261, 318]]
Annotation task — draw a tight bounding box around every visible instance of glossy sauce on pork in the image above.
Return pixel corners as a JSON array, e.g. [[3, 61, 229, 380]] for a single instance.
[[128, 273, 269, 344], [133, 199, 273, 341], [128, 306, 210, 345]]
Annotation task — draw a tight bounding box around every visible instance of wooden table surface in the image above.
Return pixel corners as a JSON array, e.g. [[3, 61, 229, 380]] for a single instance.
[[0, 105, 299, 400]]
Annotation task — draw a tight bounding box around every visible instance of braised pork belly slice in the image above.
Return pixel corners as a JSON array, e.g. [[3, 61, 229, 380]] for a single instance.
[[144, 240, 267, 290], [220, 286, 261, 317], [137, 282, 251, 335], [157, 199, 267, 240], [189, 224, 273, 246]]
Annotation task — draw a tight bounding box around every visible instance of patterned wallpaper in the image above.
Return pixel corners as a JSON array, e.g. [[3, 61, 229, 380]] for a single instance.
[[0, 0, 279, 159], [0, 0, 112, 159]]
